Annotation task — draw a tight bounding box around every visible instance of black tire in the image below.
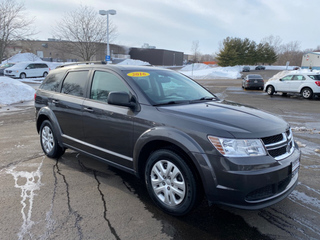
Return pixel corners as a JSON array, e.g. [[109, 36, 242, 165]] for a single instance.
[[145, 149, 202, 216], [43, 72, 48, 77], [301, 87, 313, 99], [20, 73, 26, 79], [40, 120, 65, 158], [266, 85, 275, 95]]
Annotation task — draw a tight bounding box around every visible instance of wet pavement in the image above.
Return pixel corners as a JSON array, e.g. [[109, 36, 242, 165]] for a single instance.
[[0, 73, 319, 239]]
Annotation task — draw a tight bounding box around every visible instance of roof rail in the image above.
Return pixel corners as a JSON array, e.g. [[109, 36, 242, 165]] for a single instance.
[[55, 61, 107, 69]]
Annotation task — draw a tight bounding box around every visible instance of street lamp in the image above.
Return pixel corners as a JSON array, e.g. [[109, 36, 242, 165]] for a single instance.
[[99, 9, 116, 63]]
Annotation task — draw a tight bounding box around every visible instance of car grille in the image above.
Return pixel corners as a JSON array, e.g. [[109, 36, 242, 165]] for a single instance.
[[262, 129, 294, 160]]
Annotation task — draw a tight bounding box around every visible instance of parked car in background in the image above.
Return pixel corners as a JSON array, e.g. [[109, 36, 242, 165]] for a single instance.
[[242, 74, 264, 90], [4, 62, 50, 79], [0, 63, 15, 76], [255, 65, 266, 70], [35, 63, 300, 216], [265, 72, 320, 99], [242, 66, 250, 72]]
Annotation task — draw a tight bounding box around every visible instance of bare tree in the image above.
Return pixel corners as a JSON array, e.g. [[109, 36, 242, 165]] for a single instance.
[[0, 0, 35, 61], [53, 5, 117, 61], [191, 40, 201, 63], [261, 35, 283, 54]]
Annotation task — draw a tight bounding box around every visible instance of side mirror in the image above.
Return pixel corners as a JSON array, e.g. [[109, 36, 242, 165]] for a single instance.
[[108, 91, 137, 109], [279, 78, 283, 81]]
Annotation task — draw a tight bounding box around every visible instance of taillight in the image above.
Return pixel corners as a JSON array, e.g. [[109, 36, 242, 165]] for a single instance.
[[315, 81, 320, 87], [34, 93, 37, 100]]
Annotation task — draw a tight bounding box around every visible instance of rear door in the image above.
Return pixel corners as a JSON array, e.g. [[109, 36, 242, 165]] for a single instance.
[[290, 75, 306, 92], [82, 70, 134, 168], [50, 70, 89, 147]]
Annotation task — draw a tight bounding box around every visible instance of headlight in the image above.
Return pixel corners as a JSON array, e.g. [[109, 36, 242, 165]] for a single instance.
[[208, 136, 267, 157]]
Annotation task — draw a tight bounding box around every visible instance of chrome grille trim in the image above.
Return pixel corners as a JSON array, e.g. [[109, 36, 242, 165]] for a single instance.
[[262, 128, 295, 161]]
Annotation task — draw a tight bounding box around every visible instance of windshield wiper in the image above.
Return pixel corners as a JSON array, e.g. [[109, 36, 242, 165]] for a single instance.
[[154, 100, 189, 106], [189, 96, 217, 103]]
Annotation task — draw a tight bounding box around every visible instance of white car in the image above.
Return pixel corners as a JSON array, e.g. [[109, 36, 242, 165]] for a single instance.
[[265, 72, 320, 99], [4, 62, 50, 79]]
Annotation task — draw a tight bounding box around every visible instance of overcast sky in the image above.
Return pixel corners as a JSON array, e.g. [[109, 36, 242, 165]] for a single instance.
[[24, 0, 319, 55]]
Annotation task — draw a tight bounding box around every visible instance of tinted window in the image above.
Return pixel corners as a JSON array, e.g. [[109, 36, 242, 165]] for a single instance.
[[308, 75, 320, 80], [61, 71, 88, 97], [40, 72, 65, 92], [90, 71, 129, 102]]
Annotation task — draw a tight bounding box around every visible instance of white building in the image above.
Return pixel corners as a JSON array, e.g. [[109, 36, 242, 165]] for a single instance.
[[301, 52, 320, 70]]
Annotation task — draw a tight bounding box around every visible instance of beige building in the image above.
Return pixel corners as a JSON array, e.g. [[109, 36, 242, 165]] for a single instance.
[[5, 39, 129, 62]]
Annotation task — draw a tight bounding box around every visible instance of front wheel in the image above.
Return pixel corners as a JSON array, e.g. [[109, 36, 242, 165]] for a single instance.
[[40, 120, 65, 158], [266, 85, 275, 95], [20, 73, 26, 79], [145, 149, 202, 216], [301, 88, 313, 99]]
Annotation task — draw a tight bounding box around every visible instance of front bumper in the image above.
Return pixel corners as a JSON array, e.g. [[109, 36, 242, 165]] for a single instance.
[[200, 146, 300, 210]]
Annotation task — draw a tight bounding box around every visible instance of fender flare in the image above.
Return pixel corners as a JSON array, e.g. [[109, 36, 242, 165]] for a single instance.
[[133, 126, 217, 193], [36, 107, 64, 148]]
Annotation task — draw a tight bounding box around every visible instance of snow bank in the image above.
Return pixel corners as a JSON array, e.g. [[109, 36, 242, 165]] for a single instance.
[[180, 63, 211, 71], [0, 77, 35, 105], [117, 59, 150, 66], [180, 65, 242, 79], [2, 53, 43, 63]]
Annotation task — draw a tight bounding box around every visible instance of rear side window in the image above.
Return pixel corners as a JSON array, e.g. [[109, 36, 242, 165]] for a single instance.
[[40, 72, 65, 92], [308, 75, 320, 80], [61, 71, 88, 97]]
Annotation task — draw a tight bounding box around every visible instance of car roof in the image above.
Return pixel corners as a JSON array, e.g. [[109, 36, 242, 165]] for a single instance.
[[247, 74, 262, 78]]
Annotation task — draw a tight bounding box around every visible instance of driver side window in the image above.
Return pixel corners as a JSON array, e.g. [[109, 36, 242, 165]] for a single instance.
[[91, 71, 130, 102]]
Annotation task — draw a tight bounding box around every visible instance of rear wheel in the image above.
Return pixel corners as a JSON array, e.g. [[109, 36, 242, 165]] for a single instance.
[[145, 149, 202, 216], [40, 120, 65, 158], [43, 72, 48, 77], [301, 88, 313, 99], [266, 85, 275, 95]]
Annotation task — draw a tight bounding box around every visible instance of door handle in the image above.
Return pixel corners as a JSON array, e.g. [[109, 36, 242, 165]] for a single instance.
[[52, 99, 59, 104], [84, 107, 94, 112]]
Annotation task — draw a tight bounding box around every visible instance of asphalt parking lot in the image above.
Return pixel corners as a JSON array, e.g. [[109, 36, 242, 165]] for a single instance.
[[0, 70, 319, 240]]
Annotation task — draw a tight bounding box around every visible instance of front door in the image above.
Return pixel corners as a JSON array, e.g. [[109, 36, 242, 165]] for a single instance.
[[82, 70, 134, 169]]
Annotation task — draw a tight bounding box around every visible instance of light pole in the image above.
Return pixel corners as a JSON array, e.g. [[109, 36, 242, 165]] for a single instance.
[[99, 9, 116, 63]]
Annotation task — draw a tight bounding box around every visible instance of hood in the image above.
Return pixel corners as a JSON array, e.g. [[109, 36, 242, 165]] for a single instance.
[[157, 100, 288, 139]]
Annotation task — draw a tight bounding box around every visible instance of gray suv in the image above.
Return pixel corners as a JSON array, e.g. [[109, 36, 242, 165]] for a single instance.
[[35, 62, 300, 216]]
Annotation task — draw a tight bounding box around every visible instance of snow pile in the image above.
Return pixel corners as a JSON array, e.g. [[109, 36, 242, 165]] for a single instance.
[[117, 59, 150, 66], [180, 63, 212, 71], [2, 53, 43, 63], [180, 65, 242, 79], [0, 77, 35, 105]]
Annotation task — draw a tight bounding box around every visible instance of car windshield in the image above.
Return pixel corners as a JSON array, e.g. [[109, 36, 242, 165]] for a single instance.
[[124, 69, 217, 105], [0, 63, 14, 68], [308, 75, 320, 80]]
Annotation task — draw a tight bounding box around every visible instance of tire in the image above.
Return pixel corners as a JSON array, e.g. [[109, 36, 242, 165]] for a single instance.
[[40, 120, 65, 158], [43, 72, 48, 77], [266, 85, 275, 95], [20, 73, 26, 79], [301, 88, 313, 99], [145, 149, 202, 216]]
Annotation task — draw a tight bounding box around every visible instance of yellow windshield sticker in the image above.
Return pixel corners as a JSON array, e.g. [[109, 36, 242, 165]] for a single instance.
[[127, 72, 150, 77]]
